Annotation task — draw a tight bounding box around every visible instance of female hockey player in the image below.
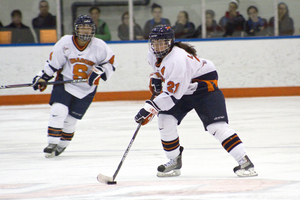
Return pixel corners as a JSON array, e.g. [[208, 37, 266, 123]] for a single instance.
[[135, 24, 257, 177], [32, 15, 116, 158]]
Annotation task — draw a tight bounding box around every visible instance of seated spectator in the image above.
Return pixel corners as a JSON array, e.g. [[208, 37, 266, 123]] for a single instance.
[[194, 10, 223, 38], [32, 0, 56, 42], [118, 11, 144, 40], [268, 2, 294, 36], [244, 6, 268, 37], [219, 0, 245, 37], [172, 11, 195, 38], [4, 10, 35, 44], [89, 6, 111, 41], [143, 3, 171, 39]]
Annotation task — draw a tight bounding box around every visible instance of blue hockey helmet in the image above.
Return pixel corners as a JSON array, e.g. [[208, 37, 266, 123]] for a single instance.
[[74, 15, 95, 41], [149, 24, 175, 58]]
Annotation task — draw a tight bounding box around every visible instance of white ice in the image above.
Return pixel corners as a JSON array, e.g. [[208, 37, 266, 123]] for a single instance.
[[0, 96, 300, 200]]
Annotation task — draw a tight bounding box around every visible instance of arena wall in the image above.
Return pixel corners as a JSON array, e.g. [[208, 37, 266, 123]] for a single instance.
[[0, 37, 300, 105]]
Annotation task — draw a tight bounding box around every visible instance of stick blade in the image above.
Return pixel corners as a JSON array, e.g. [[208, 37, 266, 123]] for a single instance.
[[97, 174, 117, 185]]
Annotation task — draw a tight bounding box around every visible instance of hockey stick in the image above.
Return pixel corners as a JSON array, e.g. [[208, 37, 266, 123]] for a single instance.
[[97, 93, 156, 185], [0, 79, 87, 89]]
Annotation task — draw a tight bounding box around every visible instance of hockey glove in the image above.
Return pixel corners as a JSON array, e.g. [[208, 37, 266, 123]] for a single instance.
[[87, 65, 104, 86], [32, 70, 53, 92], [149, 73, 162, 96], [135, 100, 160, 125]]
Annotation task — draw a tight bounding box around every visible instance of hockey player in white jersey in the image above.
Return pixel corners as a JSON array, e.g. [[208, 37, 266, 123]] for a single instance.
[[32, 15, 116, 158], [135, 24, 257, 177]]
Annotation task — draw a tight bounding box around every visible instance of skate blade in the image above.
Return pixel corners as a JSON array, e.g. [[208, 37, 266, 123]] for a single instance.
[[44, 152, 55, 158], [157, 169, 181, 177], [235, 167, 258, 177]]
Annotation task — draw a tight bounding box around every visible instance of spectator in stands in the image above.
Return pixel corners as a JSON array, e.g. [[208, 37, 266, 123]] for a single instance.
[[32, 0, 56, 42], [0, 20, 3, 28], [118, 11, 144, 40], [172, 11, 195, 38], [194, 10, 223, 38], [244, 6, 268, 37], [89, 6, 111, 41], [268, 2, 294, 36], [4, 10, 35, 43], [219, 0, 245, 37], [143, 3, 171, 39]]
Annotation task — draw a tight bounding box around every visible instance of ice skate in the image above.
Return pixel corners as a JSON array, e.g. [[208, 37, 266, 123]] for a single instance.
[[55, 145, 66, 156], [234, 155, 258, 177], [43, 144, 58, 158], [157, 146, 184, 177]]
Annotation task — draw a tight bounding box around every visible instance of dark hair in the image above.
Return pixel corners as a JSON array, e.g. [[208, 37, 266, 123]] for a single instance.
[[180, 11, 189, 21], [151, 3, 162, 11], [89, 6, 101, 14], [122, 11, 136, 23], [122, 11, 129, 20], [174, 42, 197, 56], [247, 5, 258, 14], [39, 0, 49, 6], [11, 10, 22, 17], [205, 10, 215, 18], [278, 2, 288, 9]]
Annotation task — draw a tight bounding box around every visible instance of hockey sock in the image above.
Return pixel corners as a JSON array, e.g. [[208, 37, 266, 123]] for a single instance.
[[222, 134, 246, 162], [207, 122, 246, 162], [158, 114, 180, 159], [58, 132, 74, 148], [47, 126, 62, 144]]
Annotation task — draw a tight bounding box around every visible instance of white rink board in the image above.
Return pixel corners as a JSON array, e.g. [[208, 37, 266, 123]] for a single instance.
[[0, 38, 300, 95]]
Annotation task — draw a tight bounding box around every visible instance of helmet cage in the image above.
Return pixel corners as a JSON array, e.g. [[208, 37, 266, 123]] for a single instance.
[[149, 39, 173, 58], [149, 24, 175, 58], [74, 15, 95, 41]]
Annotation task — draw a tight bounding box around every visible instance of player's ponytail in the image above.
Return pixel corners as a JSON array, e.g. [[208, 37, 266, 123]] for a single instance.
[[174, 42, 197, 56]]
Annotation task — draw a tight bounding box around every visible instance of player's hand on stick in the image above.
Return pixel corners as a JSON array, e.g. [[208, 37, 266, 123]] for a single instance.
[[32, 70, 53, 92], [87, 65, 104, 86], [135, 100, 160, 125], [149, 73, 162, 96]]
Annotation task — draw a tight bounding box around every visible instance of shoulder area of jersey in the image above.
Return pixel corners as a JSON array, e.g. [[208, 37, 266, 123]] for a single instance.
[[56, 35, 73, 43], [90, 37, 109, 45], [166, 46, 187, 59]]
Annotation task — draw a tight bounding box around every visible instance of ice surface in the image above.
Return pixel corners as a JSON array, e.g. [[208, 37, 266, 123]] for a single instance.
[[0, 96, 299, 200]]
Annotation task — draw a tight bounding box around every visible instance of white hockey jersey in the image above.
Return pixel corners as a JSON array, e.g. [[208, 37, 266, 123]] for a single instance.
[[43, 35, 116, 99], [148, 46, 217, 111]]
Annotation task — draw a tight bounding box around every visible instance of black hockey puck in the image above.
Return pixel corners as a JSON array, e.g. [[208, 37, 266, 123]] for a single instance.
[[107, 181, 117, 185]]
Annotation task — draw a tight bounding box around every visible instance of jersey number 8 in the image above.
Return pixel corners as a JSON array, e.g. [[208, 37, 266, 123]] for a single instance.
[[73, 64, 88, 79]]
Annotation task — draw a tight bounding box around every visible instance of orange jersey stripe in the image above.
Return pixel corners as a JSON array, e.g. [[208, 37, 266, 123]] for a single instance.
[[222, 135, 238, 148]]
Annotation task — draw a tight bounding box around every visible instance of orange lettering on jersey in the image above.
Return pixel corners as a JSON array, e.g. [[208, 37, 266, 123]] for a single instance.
[[194, 55, 200, 62], [69, 58, 76, 64], [187, 54, 200, 62], [49, 52, 53, 61], [69, 58, 95, 66], [161, 67, 165, 76], [109, 55, 115, 64], [152, 72, 165, 82], [167, 81, 180, 93]]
